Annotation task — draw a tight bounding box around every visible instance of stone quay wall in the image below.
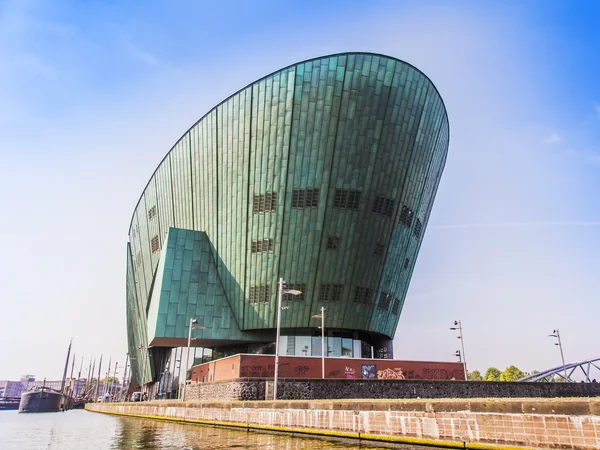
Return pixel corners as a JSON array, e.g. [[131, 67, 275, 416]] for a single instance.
[[87, 398, 600, 449], [184, 378, 600, 402], [185, 379, 266, 402]]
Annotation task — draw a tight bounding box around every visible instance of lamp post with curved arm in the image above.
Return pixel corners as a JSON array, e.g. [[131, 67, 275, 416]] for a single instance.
[[273, 278, 302, 400], [450, 320, 468, 380], [138, 345, 147, 400], [312, 307, 326, 379], [549, 329, 568, 382], [181, 318, 205, 401]]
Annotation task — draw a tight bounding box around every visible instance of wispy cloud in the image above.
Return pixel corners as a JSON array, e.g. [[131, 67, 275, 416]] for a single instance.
[[544, 132, 561, 144], [124, 40, 160, 66], [430, 221, 600, 229]]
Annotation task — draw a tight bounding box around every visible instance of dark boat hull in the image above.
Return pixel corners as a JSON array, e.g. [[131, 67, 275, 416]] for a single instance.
[[18, 389, 72, 413], [0, 398, 20, 410]]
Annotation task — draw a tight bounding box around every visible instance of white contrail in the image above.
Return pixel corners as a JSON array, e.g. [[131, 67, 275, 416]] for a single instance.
[[429, 221, 600, 229]]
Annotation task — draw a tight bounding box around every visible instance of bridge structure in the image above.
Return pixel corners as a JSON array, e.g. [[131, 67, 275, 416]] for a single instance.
[[517, 356, 600, 383]]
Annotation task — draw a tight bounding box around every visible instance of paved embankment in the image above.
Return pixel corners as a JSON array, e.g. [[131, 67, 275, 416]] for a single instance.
[[86, 398, 600, 449]]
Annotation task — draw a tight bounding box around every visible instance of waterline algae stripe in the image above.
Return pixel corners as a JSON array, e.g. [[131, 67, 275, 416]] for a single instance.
[[86, 405, 530, 450]]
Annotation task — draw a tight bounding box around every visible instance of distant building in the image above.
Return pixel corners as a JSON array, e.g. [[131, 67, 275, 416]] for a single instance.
[[0, 381, 23, 398], [0, 377, 90, 398], [126, 52, 450, 391]]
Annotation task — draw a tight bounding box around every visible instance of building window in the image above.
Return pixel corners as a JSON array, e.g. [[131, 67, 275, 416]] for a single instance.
[[373, 243, 385, 257], [327, 236, 340, 250], [319, 284, 343, 302], [283, 283, 306, 302], [392, 299, 401, 315], [291, 188, 319, 208], [151, 236, 160, 253], [251, 239, 274, 253], [253, 192, 278, 213], [378, 292, 392, 311], [372, 195, 394, 218], [333, 189, 361, 210], [399, 205, 414, 227], [403, 258, 410, 269], [414, 218, 423, 239], [248, 285, 271, 304], [148, 206, 157, 220], [135, 252, 142, 267], [353, 286, 374, 305]]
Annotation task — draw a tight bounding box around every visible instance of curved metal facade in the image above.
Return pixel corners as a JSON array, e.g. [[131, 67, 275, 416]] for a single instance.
[[126, 53, 449, 384]]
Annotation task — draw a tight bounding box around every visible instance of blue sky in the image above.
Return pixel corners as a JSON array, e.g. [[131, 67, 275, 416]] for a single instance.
[[1, 0, 599, 381]]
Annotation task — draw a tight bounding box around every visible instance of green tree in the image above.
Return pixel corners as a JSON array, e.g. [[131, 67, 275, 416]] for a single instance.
[[499, 365, 525, 382], [101, 377, 120, 384], [484, 367, 501, 381], [468, 370, 483, 381]]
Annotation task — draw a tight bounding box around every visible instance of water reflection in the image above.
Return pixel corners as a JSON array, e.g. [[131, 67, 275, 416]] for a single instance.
[[111, 415, 440, 449], [112, 416, 392, 449], [0, 409, 447, 449]]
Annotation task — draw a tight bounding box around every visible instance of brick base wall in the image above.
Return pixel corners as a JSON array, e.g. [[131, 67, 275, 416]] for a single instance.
[[87, 398, 600, 449]]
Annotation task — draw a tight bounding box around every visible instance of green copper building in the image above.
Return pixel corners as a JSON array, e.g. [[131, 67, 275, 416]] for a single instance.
[[126, 52, 449, 388]]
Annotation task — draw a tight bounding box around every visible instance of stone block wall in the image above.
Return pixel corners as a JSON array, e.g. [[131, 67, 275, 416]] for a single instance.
[[184, 378, 600, 402], [185, 379, 266, 401]]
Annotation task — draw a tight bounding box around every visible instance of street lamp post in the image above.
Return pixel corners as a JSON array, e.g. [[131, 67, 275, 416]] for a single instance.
[[454, 350, 462, 362], [127, 357, 136, 400], [121, 354, 130, 402], [549, 329, 568, 382], [110, 362, 118, 401], [138, 345, 147, 400], [175, 359, 181, 398], [311, 307, 326, 379], [182, 318, 205, 401], [450, 320, 468, 380], [274, 278, 302, 400], [104, 358, 112, 401]]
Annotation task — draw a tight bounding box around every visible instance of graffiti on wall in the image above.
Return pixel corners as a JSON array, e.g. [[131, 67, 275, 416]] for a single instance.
[[240, 362, 316, 378], [202, 355, 465, 382], [294, 365, 309, 376], [393, 368, 463, 380], [377, 368, 405, 380], [240, 364, 271, 377], [421, 368, 463, 380], [361, 364, 377, 379], [344, 366, 357, 379]]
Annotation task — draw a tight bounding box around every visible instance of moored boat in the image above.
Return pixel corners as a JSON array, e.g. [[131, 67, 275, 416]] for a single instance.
[[18, 340, 75, 413], [0, 396, 20, 410], [18, 387, 72, 413]]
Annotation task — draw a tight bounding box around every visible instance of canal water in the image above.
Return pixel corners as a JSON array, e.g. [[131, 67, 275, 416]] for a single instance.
[[0, 409, 447, 449]]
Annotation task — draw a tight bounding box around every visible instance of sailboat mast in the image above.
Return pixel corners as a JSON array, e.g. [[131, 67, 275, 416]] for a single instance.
[[95, 356, 103, 401], [75, 356, 83, 396], [60, 340, 73, 393], [69, 353, 76, 394]]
